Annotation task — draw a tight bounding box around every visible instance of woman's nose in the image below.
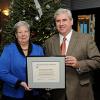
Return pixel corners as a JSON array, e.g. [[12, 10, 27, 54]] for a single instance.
[[21, 32, 25, 36]]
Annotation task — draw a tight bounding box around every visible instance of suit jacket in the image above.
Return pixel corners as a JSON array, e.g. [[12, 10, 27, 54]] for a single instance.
[[44, 31, 100, 100]]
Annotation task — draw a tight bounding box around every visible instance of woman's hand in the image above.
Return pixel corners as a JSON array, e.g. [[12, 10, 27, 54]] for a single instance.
[[20, 82, 32, 91]]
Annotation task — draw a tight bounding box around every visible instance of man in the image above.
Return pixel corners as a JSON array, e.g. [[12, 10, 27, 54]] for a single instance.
[[44, 8, 100, 100]]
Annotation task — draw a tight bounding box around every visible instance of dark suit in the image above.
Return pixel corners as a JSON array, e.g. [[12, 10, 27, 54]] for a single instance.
[[44, 31, 100, 100]]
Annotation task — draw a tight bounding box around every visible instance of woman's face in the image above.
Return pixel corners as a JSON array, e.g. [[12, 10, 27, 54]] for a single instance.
[[15, 25, 30, 45]]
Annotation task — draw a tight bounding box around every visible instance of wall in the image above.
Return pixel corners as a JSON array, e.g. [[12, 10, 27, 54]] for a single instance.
[[71, 0, 100, 10], [62, 0, 100, 10], [61, 0, 71, 9]]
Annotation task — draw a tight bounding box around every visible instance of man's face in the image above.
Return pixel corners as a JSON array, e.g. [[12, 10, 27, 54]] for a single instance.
[[55, 13, 73, 36]]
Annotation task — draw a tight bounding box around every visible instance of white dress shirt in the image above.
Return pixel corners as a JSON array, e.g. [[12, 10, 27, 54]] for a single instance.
[[59, 29, 73, 55]]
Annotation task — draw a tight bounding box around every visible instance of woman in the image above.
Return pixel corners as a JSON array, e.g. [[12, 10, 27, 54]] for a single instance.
[[0, 21, 44, 100]]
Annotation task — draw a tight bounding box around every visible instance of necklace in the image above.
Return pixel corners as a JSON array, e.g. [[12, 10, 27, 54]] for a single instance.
[[22, 48, 28, 51]]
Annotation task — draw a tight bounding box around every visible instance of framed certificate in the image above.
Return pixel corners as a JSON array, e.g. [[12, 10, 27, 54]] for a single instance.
[[27, 56, 65, 89]]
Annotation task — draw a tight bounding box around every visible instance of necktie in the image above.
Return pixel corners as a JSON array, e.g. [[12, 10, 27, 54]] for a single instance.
[[61, 37, 66, 55]]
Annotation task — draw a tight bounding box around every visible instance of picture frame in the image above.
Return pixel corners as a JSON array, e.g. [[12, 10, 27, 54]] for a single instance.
[[27, 56, 65, 89]]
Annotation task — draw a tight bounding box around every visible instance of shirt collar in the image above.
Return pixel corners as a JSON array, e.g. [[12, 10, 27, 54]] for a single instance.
[[59, 29, 73, 43]]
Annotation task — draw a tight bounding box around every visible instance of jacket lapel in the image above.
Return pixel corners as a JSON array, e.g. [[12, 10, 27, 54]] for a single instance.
[[67, 31, 78, 56], [53, 34, 61, 55], [51, 32, 78, 56]]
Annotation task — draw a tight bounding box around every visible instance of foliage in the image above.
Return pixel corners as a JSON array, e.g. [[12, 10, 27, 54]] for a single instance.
[[1, 0, 64, 51]]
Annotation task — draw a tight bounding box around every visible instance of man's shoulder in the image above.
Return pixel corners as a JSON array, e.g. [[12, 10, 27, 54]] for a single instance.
[[45, 34, 58, 42], [80, 33, 93, 40], [74, 31, 93, 39], [32, 43, 43, 50]]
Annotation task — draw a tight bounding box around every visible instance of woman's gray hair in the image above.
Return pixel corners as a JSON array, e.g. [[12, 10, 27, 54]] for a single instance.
[[13, 21, 30, 34], [54, 8, 73, 20]]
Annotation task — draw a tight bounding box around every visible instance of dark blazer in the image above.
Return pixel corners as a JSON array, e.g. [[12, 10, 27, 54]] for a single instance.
[[44, 30, 100, 100]]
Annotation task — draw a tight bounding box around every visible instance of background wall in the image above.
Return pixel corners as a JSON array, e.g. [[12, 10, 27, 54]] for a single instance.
[[61, 0, 71, 9], [62, 0, 100, 10]]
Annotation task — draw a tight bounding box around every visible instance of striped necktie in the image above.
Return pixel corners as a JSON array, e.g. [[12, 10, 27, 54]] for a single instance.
[[60, 37, 66, 55]]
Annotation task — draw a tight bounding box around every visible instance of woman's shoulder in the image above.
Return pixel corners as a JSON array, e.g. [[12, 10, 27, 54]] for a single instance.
[[3, 43, 16, 51], [0, 43, 16, 55], [4, 42, 16, 48], [32, 43, 43, 49]]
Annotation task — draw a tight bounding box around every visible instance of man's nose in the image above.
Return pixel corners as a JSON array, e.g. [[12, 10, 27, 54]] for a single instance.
[[60, 21, 63, 25]]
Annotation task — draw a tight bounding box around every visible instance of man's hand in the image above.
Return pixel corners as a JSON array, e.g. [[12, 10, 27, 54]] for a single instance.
[[65, 56, 79, 68]]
